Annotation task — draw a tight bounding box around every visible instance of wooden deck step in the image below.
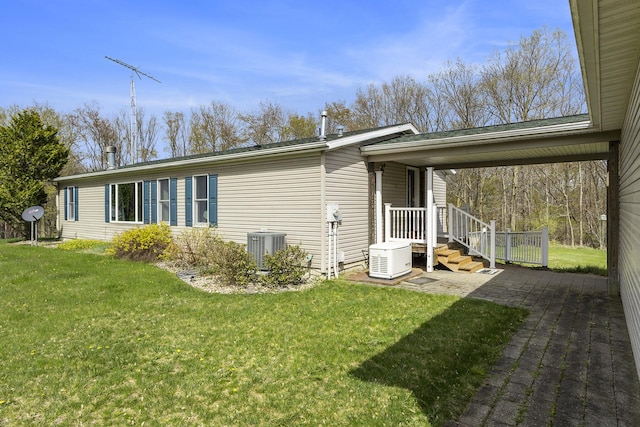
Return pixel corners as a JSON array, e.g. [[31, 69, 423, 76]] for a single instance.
[[410, 242, 487, 274], [458, 260, 485, 273], [433, 243, 487, 273]]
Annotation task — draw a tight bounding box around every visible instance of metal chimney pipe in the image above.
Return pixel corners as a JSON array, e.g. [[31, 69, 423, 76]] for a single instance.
[[106, 146, 117, 170], [319, 110, 327, 141]]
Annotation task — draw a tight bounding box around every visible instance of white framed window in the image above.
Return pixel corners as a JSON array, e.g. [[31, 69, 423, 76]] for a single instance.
[[66, 187, 76, 221], [194, 175, 208, 226], [158, 178, 170, 223], [110, 182, 143, 222]]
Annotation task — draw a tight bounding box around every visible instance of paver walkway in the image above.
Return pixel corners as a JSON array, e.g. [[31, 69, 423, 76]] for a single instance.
[[364, 265, 640, 426]]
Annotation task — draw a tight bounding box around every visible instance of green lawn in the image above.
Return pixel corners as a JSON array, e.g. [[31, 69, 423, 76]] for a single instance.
[[548, 243, 607, 275], [0, 242, 526, 426]]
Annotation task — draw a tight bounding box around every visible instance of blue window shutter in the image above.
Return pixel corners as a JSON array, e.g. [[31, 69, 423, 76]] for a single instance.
[[208, 174, 218, 226], [143, 181, 150, 224], [151, 180, 158, 223], [64, 187, 68, 221], [185, 177, 193, 227], [104, 184, 110, 223], [170, 178, 178, 226], [74, 186, 79, 221]]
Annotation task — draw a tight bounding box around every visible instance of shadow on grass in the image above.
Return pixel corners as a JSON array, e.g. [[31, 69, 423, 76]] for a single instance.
[[350, 298, 527, 426]]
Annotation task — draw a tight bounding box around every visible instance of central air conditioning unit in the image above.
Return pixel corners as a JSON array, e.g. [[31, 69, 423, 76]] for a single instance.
[[247, 232, 287, 270], [368, 242, 412, 279]]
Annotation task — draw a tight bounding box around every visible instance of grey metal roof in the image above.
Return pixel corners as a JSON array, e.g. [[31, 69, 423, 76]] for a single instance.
[[55, 123, 418, 181]]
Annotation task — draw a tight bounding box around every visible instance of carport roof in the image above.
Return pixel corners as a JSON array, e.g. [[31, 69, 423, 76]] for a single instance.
[[361, 114, 619, 169]]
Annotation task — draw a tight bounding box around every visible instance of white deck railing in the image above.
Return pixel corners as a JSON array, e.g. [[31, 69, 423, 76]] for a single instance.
[[384, 204, 448, 243], [449, 203, 496, 268], [496, 228, 549, 266], [385, 203, 549, 271], [385, 205, 427, 243]]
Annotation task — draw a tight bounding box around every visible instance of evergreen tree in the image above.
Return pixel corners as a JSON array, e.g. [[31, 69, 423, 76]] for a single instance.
[[0, 109, 69, 230]]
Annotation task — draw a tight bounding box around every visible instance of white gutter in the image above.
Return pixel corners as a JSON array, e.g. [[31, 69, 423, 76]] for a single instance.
[[327, 123, 419, 151]]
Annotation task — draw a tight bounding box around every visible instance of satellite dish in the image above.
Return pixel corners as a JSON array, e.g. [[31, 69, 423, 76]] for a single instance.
[[22, 206, 45, 222]]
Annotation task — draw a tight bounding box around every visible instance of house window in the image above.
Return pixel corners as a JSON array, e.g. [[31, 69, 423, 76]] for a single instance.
[[110, 182, 143, 222], [194, 175, 208, 226], [185, 174, 217, 227], [158, 178, 170, 223], [65, 186, 78, 221]]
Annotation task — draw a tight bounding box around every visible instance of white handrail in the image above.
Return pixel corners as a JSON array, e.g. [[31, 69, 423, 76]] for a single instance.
[[448, 203, 496, 268]]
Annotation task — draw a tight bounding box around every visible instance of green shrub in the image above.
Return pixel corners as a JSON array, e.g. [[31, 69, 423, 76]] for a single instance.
[[58, 239, 108, 252], [261, 245, 309, 288], [107, 223, 173, 262], [210, 240, 257, 287], [163, 228, 222, 271]]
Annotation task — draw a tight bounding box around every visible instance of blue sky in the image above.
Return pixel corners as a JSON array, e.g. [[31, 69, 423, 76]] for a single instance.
[[2, 0, 575, 118]]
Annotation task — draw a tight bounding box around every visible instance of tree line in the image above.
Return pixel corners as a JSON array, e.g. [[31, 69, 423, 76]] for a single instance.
[[1, 27, 605, 247]]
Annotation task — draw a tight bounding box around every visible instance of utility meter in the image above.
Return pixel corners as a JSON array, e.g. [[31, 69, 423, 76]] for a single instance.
[[326, 203, 341, 222]]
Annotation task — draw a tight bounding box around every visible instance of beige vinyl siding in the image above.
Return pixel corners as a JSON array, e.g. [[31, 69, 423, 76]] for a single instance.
[[325, 145, 370, 266], [434, 170, 447, 207], [380, 165, 447, 208], [620, 63, 640, 379], [382, 162, 407, 207], [57, 154, 325, 267], [215, 154, 323, 266], [58, 173, 176, 241], [59, 184, 111, 240], [148, 154, 324, 268]]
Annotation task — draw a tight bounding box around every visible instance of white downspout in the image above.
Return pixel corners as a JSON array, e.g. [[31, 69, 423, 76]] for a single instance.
[[375, 170, 383, 244], [320, 152, 327, 274], [426, 167, 434, 272]]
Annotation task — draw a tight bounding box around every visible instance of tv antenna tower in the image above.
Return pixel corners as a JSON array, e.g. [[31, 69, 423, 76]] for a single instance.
[[105, 56, 161, 164]]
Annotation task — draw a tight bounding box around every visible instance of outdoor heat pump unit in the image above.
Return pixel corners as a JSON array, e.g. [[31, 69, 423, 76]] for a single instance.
[[368, 242, 412, 279], [247, 231, 286, 270]]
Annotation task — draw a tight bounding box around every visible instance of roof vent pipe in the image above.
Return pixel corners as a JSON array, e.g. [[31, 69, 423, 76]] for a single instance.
[[337, 125, 344, 137], [319, 110, 327, 141], [106, 146, 117, 170]]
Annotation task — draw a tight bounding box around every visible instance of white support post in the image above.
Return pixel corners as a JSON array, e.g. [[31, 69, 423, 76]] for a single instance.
[[490, 219, 496, 269], [448, 203, 454, 243], [505, 228, 511, 263], [375, 170, 383, 244], [384, 203, 391, 242], [426, 167, 434, 272], [541, 226, 549, 267]]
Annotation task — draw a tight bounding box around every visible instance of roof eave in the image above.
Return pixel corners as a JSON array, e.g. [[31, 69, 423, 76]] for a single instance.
[[361, 120, 595, 155], [570, 0, 601, 129], [325, 123, 420, 150], [55, 140, 329, 182]]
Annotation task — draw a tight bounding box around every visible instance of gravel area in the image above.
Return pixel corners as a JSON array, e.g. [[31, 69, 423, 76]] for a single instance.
[[156, 262, 320, 294]]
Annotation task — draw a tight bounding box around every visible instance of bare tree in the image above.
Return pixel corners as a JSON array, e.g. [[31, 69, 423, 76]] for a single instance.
[[281, 113, 317, 140], [190, 101, 245, 154], [481, 26, 585, 123], [323, 101, 356, 134], [115, 108, 159, 163], [163, 111, 189, 158], [136, 109, 159, 162], [239, 101, 288, 146], [351, 75, 437, 132], [70, 102, 119, 171], [429, 59, 489, 129]]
